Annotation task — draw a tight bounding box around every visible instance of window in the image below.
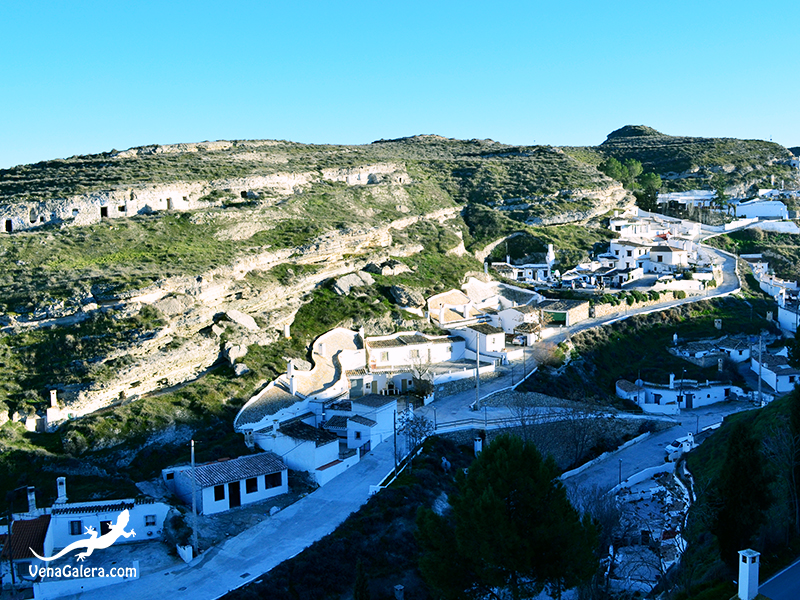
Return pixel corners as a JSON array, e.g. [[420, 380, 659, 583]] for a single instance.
[[118, 205, 126, 212], [409, 349, 420, 359], [69, 520, 83, 535], [145, 515, 157, 527], [166, 472, 174, 480], [264, 472, 282, 489], [246, 477, 258, 494], [214, 485, 225, 501], [657, 255, 663, 263], [355, 431, 362, 440], [615, 226, 622, 231], [627, 250, 632, 257], [380, 351, 388, 362]]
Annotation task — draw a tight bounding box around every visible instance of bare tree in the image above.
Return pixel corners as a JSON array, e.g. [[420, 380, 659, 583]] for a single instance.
[[397, 409, 434, 467], [409, 352, 435, 401]]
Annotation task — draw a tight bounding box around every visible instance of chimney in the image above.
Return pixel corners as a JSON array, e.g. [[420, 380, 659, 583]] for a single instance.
[[737, 549, 760, 600], [506, 254, 510, 264], [394, 585, 405, 600], [438, 306, 445, 325], [669, 373, 675, 389], [461, 304, 470, 318], [283, 323, 291, 339], [287, 360, 294, 378], [474, 437, 483, 456], [27, 486, 36, 513], [49, 390, 58, 407], [718, 358, 724, 372], [484, 262, 488, 274], [673, 333, 678, 345], [55, 477, 68, 504]]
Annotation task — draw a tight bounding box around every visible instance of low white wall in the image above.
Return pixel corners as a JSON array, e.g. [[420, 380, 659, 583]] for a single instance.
[[314, 452, 359, 486], [609, 462, 675, 495]]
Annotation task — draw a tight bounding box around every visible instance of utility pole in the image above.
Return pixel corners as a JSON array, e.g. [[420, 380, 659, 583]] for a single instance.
[[393, 410, 398, 474], [618, 459, 622, 485], [758, 332, 763, 405], [191, 439, 198, 558], [476, 338, 481, 410]]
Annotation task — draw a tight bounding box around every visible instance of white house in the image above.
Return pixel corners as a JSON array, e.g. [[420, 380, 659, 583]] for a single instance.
[[751, 354, 800, 394], [349, 394, 397, 449], [490, 245, 556, 284], [640, 245, 690, 274], [609, 239, 651, 271], [452, 324, 506, 358], [496, 304, 540, 337], [734, 199, 788, 220], [657, 190, 716, 208], [777, 298, 800, 334], [163, 452, 288, 515], [616, 374, 733, 414], [427, 289, 488, 328]]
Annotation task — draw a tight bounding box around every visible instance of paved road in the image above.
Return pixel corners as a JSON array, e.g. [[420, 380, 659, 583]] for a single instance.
[[562, 402, 752, 494], [761, 557, 800, 600], [59, 439, 397, 600]]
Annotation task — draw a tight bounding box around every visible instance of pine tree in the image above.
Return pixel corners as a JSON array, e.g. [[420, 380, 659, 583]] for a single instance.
[[417, 434, 597, 599]]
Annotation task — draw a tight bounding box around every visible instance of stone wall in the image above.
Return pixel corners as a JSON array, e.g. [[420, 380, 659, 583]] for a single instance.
[[590, 291, 677, 319]]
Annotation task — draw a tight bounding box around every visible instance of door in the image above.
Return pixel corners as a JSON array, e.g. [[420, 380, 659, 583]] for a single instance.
[[686, 394, 694, 410], [228, 481, 241, 509], [100, 521, 112, 535]]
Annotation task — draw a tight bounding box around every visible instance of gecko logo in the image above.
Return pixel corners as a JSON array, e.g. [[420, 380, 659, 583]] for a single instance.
[[31, 509, 136, 562]]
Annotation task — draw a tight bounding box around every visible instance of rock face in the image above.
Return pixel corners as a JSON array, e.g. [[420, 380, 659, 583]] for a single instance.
[[224, 342, 248, 365], [333, 271, 375, 295], [225, 310, 260, 331], [390, 285, 425, 308]]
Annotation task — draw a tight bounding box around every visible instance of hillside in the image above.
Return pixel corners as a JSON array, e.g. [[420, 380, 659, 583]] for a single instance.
[[594, 125, 797, 195], [0, 127, 796, 507]]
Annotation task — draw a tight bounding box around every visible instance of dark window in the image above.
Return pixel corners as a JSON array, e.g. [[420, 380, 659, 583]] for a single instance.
[[100, 207, 108, 218], [118, 205, 126, 212], [264, 472, 282, 489], [355, 431, 362, 440], [246, 477, 258, 494], [166, 472, 174, 480], [145, 515, 156, 527], [214, 485, 225, 501], [627, 250, 632, 257], [69, 520, 82, 535], [657, 256, 663, 263]]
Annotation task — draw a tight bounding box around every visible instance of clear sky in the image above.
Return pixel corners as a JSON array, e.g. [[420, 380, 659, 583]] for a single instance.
[[2, 1, 799, 169]]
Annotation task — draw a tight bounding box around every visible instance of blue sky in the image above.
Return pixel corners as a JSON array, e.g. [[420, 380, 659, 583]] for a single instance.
[[1, 1, 799, 168]]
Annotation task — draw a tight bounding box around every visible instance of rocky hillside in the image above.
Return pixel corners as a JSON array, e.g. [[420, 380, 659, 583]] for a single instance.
[[0, 127, 793, 430], [578, 125, 799, 196]]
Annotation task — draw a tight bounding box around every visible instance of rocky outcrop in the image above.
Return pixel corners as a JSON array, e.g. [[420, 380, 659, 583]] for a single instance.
[[390, 285, 425, 308], [333, 271, 375, 295]]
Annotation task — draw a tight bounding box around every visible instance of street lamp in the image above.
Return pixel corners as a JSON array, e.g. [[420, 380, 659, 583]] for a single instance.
[[432, 406, 437, 431]]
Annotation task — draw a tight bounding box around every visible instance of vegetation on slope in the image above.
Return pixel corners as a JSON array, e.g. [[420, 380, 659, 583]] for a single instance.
[[518, 297, 778, 404], [594, 125, 795, 193], [674, 389, 800, 599], [705, 227, 800, 282]]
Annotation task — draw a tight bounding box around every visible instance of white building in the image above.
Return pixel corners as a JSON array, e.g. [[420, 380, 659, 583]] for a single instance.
[[751, 354, 800, 394], [490, 244, 556, 284], [163, 452, 288, 515], [734, 199, 788, 220], [616, 374, 733, 414], [452, 323, 506, 358]]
